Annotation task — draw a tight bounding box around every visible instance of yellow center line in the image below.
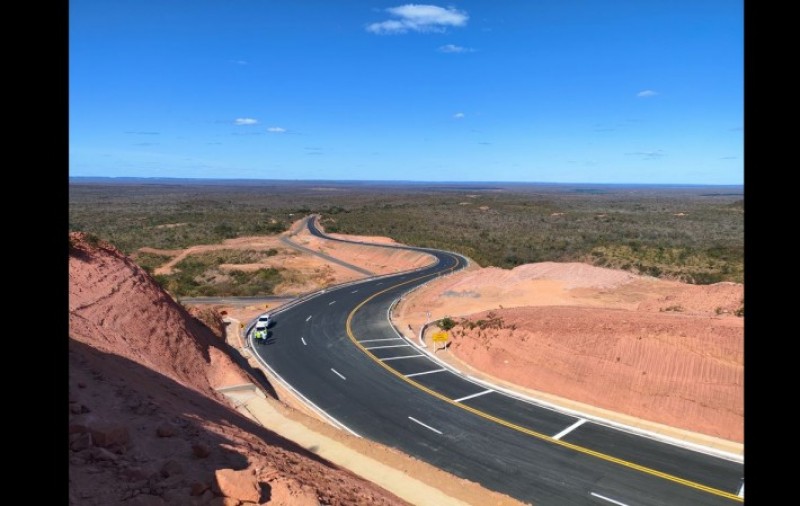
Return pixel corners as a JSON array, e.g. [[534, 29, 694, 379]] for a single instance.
[[345, 253, 743, 503]]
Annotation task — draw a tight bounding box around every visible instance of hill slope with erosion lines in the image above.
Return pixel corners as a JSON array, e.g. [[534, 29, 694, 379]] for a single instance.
[[68, 232, 408, 506]]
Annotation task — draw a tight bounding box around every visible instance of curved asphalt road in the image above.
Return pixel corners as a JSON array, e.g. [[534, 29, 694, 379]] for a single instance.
[[250, 217, 744, 506]]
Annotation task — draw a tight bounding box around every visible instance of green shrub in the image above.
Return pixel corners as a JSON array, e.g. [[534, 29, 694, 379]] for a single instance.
[[84, 233, 101, 248], [438, 317, 456, 331], [134, 252, 173, 274]]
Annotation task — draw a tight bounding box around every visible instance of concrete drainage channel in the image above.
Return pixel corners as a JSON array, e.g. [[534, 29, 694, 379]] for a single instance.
[[216, 383, 267, 403], [213, 343, 478, 504]]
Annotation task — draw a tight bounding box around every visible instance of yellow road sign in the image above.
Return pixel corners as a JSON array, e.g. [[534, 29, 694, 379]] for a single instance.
[[432, 331, 449, 342]]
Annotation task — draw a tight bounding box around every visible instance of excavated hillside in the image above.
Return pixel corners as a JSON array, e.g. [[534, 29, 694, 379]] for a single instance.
[[68, 232, 408, 506], [394, 262, 743, 443]]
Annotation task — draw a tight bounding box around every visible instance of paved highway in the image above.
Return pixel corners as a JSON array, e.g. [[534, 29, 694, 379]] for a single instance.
[[249, 217, 744, 505]]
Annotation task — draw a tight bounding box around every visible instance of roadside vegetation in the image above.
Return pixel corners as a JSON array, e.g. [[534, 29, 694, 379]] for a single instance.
[[68, 183, 292, 253], [70, 181, 743, 288], [132, 252, 174, 275], [322, 192, 743, 284], [437, 317, 457, 331], [152, 249, 282, 297]]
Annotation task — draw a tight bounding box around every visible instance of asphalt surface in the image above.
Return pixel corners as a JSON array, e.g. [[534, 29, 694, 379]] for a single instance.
[[250, 217, 744, 505]]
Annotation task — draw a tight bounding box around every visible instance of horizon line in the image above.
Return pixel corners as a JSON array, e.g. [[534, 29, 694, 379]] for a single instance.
[[68, 176, 744, 188]]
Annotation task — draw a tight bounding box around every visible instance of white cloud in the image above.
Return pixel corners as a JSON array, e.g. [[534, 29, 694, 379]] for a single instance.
[[234, 118, 258, 125], [368, 20, 407, 34], [453, 112, 465, 119], [367, 4, 468, 34], [388, 4, 467, 26], [625, 150, 665, 159], [267, 127, 286, 133], [636, 90, 659, 98], [231, 60, 248, 65], [438, 44, 474, 53]]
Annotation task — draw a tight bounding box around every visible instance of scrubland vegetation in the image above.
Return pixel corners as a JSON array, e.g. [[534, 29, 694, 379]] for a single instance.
[[149, 249, 282, 297], [70, 180, 743, 290]]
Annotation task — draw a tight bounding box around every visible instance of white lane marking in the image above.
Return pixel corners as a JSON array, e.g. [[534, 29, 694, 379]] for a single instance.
[[306, 315, 312, 322], [454, 389, 494, 403], [738, 483, 744, 498], [553, 418, 587, 440], [301, 337, 307, 346], [457, 357, 742, 465], [381, 355, 425, 361], [359, 338, 403, 344], [376, 282, 383, 286], [247, 335, 360, 437], [408, 416, 443, 435], [405, 368, 446, 378], [331, 368, 346, 380], [329, 301, 336, 305], [589, 492, 629, 506], [351, 290, 358, 293], [364, 344, 412, 350]]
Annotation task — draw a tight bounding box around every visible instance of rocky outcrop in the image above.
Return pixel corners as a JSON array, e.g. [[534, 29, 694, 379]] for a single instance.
[[214, 468, 261, 503]]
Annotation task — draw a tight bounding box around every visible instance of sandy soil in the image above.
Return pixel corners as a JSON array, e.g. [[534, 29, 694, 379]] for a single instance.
[[393, 262, 743, 442], [325, 232, 399, 245], [453, 307, 741, 440], [139, 217, 434, 296], [289, 222, 434, 276]]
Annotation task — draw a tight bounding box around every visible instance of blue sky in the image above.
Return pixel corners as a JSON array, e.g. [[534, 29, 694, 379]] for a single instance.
[[69, 1, 743, 184]]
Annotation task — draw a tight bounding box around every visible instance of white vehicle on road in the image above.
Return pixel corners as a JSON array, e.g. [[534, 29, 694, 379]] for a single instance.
[[253, 316, 270, 342], [257, 313, 272, 327]]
